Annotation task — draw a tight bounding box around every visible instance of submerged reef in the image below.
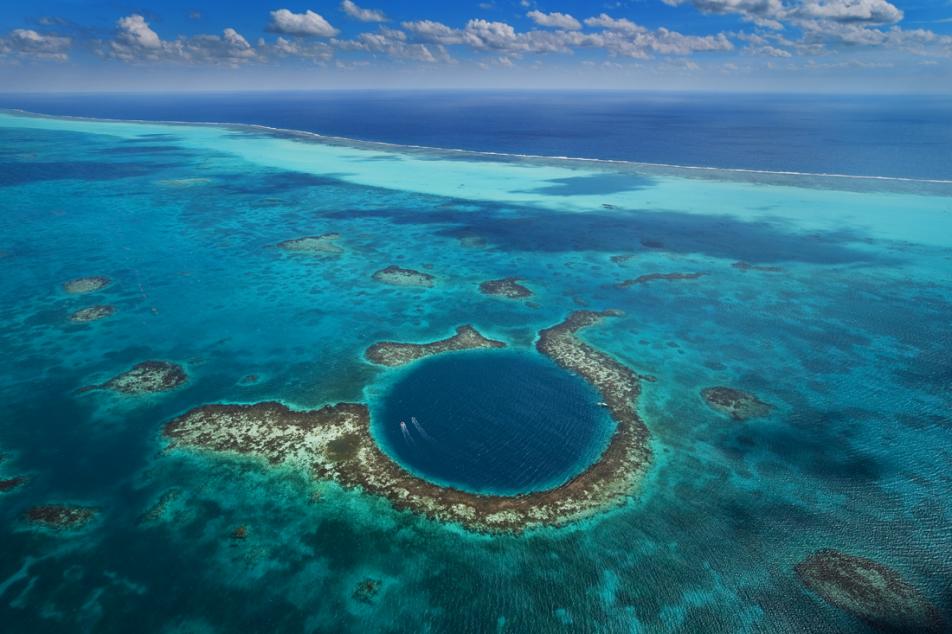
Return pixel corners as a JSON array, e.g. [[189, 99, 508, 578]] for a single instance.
[[23, 505, 97, 531], [0, 476, 26, 492], [479, 277, 533, 298], [137, 488, 183, 525], [701, 386, 772, 420], [164, 311, 651, 532], [732, 261, 782, 273], [82, 361, 187, 395], [69, 305, 115, 323], [617, 272, 705, 288], [365, 325, 505, 367], [276, 234, 342, 255], [63, 276, 110, 294], [796, 550, 944, 632], [372, 265, 435, 287]]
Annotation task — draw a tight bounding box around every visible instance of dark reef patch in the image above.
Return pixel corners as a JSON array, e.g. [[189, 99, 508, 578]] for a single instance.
[[479, 277, 533, 298], [82, 361, 187, 395], [365, 325, 505, 367], [732, 261, 783, 272], [617, 272, 705, 288], [0, 476, 27, 492], [796, 550, 944, 632], [0, 160, 174, 186], [372, 265, 435, 287], [326, 205, 883, 265], [518, 173, 654, 196], [701, 386, 772, 420], [353, 578, 382, 604], [23, 505, 97, 531]]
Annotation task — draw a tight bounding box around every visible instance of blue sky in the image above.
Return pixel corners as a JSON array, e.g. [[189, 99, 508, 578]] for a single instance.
[[0, 1, 950, 92]]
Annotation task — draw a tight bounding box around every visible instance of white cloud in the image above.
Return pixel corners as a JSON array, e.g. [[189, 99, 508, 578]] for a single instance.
[[336, 27, 451, 62], [105, 14, 256, 65], [0, 29, 71, 61], [267, 9, 339, 37], [341, 1, 387, 23], [584, 14, 645, 34], [527, 11, 581, 30], [796, 0, 902, 24]]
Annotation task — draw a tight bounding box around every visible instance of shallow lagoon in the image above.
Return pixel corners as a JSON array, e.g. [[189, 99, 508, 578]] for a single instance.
[[0, 110, 951, 632]]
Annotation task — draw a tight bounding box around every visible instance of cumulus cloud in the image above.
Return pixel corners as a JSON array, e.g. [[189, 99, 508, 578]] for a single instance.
[[336, 26, 451, 62], [584, 14, 644, 34], [105, 14, 255, 65], [267, 9, 338, 37], [0, 28, 71, 61], [526, 11, 581, 30], [341, 1, 387, 23], [795, 0, 902, 24], [662, 0, 903, 30]]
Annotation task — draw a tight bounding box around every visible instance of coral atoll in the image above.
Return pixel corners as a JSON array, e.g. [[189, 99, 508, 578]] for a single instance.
[[163, 311, 652, 532]]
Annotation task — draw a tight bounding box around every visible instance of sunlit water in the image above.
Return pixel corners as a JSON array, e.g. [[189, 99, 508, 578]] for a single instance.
[[0, 109, 950, 632]]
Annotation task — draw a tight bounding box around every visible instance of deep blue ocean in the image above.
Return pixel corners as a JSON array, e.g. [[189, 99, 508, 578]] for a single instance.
[[0, 94, 951, 632], [2, 91, 951, 179]]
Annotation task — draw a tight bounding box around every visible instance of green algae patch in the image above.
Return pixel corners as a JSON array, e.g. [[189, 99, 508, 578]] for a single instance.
[[701, 386, 772, 420], [162, 311, 652, 533], [796, 550, 945, 632], [63, 276, 111, 294], [365, 325, 505, 367], [372, 265, 435, 287]]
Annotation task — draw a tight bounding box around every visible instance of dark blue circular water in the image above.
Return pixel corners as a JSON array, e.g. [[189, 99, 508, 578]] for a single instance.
[[372, 350, 615, 496]]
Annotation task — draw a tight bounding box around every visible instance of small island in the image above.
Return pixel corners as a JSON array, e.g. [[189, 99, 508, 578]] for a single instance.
[[701, 386, 772, 420], [82, 360, 187, 395], [277, 233, 343, 255], [796, 549, 944, 632], [23, 505, 98, 531], [372, 265, 435, 287], [365, 325, 505, 367], [479, 277, 533, 299], [69, 305, 115, 322], [163, 311, 653, 533], [63, 276, 111, 294]]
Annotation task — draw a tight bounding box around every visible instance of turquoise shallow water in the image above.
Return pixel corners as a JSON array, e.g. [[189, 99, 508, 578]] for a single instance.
[[0, 110, 951, 632]]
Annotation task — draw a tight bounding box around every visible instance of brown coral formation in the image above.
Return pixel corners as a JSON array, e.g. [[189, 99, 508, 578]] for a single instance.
[[796, 549, 944, 632], [617, 272, 704, 288], [732, 261, 782, 272], [82, 361, 187, 394], [163, 311, 651, 532], [372, 265, 435, 287], [69, 305, 115, 322], [23, 505, 97, 530], [365, 325, 505, 367], [701, 386, 772, 420], [277, 234, 342, 255], [479, 277, 533, 298], [137, 488, 182, 525], [63, 276, 111, 294]]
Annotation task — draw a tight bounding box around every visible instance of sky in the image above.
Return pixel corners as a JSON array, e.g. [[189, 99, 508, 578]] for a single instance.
[[0, 1, 951, 92]]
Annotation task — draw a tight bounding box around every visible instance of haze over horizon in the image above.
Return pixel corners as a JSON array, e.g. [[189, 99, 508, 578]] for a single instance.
[[1, 0, 951, 93]]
